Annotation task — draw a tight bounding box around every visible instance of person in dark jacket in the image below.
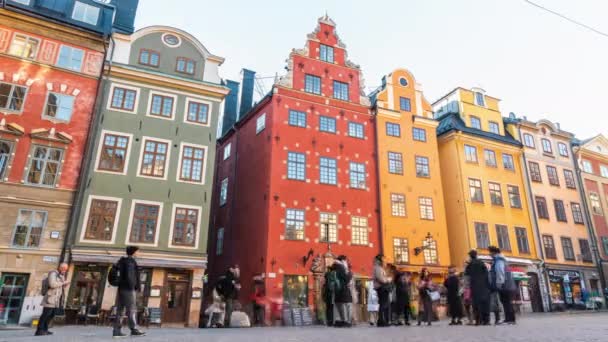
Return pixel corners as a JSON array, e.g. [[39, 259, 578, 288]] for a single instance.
[[323, 265, 336, 326], [216, 264, 240, 328], [489, 246, 516, 324], [333, 255, 353, 327], [113, 246, 145, 338], [416, 268, 434, 326], [444, 265, 464, 325], [394, 271, 411, 326], [464, 250, 490, 325]]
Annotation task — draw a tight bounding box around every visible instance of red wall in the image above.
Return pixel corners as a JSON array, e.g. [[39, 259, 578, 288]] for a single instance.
[[0, 47, 99, 190]]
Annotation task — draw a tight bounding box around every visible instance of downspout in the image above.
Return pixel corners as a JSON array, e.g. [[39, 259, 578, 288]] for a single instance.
[[60, 32, 114, 263], [573, 147, 607, 298], [372, 108, 384, 261], [516, 124, 551, 312]]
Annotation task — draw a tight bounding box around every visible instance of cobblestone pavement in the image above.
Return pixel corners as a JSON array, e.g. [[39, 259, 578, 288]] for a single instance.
[[1, 313, 608, 342]]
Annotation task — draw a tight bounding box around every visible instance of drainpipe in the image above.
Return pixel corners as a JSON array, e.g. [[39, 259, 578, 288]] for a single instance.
[[515, 124, 552, 312], [572, 147, 607, 300], [60, 32, 114, 263], [372, 108, 384, 261]]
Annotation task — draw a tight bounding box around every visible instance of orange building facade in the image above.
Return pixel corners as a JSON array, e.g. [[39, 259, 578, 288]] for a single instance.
[[371, 69, 451, 280]]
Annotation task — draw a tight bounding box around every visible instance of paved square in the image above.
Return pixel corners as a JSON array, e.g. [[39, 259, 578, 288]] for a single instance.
[[1, 313, 607, 342]]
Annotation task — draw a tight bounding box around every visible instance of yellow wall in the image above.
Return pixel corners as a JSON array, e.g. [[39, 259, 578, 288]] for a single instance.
[[374, 69, 451, 273], [437, 89, 538, 268]]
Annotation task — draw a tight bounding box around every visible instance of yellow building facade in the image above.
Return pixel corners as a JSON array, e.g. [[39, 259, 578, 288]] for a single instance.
[[372, 69, 451, 278], [433, 87, 544, 313]]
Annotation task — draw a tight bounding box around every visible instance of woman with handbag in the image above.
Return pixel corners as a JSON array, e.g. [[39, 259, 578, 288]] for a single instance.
[[416, 268, 435, 326]]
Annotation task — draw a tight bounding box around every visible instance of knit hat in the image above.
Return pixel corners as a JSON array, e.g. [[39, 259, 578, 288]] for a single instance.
[[126, 246, 139, 256]]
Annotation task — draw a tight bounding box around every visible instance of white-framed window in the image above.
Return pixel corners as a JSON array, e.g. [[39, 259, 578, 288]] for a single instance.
[[72, 1, 100, 25], [125, 199, 163, 246], [0, 140, 14, 180], [107, 83, 140, 113], [590, 193, 603, 216], [287, 152, 306, 181], [12, 209, 47, 248], [216, 227, 224, 255], [223, 143, 232, 160], [169, 204, 201, 249], [558, 142, 569, 157], [386, 122, 401, 137], [319, 157, 337, 185], [393, 238, 409, 264], [488, 121, 500, 134], [26, 146, 63, 187], [285, 208, 305, 240], [348, 122, 364, 139], [474, 92, 485, 107], [351, 216, 369, 246], [388, 152, 403, 175], [541, 138, 553, 154], [582, 160, 593, 174], [177, 143, 208, 184], [484, 149, 497, 167], [256, 113, 266, 134], [220, 178, 228, 206], [419, 197, 434, 220], [137, 137, 171, 180], [147, 92, 176, 120], [601, 165, 608, 178], [8, 33, 39, 59], [43, 92, 75, 122], [0, 82, 27, 113], [523, 133, 536, 148], [413, 127, 426, 142], [415, 156, 430, 177], [502, 153, 515, 170], [464, 145, 478, 163], [423, 238, 438, 264], [470, 116, 481, 129], [349, 162, 366, 189], [95, 130, 132, 175], [319, 212, 337, 243], [56, 45, 84, 71], [320, 44, 334, 63], [391, 193, 406, 217]]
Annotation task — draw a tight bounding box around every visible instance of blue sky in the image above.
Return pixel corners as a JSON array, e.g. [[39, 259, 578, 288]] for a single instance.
[[135, 0, 608, 138]]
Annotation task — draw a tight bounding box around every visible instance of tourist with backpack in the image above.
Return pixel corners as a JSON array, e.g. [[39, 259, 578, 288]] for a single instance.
[[109, 246, 146, 338], [35, 263, 69, 336], [489, 246, 516, 324], [373, 255, 392, 327], [215, 264, 240, 328]]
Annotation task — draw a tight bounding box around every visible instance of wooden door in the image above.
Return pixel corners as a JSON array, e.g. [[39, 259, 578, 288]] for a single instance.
[[162, 272, 190, 323]]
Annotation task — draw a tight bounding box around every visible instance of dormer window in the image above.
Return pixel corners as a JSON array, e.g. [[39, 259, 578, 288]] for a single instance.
[[72, 1, 100, 25], [176, 57, 195, 75], [470, 116, 481, 130], [139, 49, 160, 67], [488, 121, 500, 134], [320, 44, 334, 63], [474, 91, 486, 107]]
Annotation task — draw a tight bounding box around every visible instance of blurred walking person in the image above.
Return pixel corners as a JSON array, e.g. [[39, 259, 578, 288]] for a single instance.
[[373, 255, 392, 327], [394, 271, 411, 326], [465, 250, 490, 325], [333, 256, 353, 327], [366, 280, 379, 325], [112, 246, 146, 338], [35, 263, 69, 336], [416, 268, 434, 326], [444, 266, 464, 325]]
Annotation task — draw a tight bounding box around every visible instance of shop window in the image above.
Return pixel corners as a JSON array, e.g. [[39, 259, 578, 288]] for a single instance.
[[283, 275, 308, 307], [66, 266, 106, 310]]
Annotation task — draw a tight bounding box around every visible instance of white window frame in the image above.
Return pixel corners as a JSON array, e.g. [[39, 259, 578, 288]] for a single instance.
[[168, 203, 202, 249], [124, 199, 164, 247], [136, 136, 172, 181], [582, 160, 593, 173], [72, 1, 100, 25], [474, 92, 486, 107], [42, 91, 75, 123], [183, 97, 213, 127], [94, 130, 133, 175], [0, 82, 28, 113], [256, 113, 266, 134], [11, 209, 47, 249], [600, 165, 608, 178], [56, 44, 84, 71], [79, 195, 123, 244], [8, 33, 39, 59], [106, 83, 140, 114], [419, 197, 434, 220], [223, 143, 232, 160], [176, 142, 208, 185], [350, 216, 369, 246], [146, 90, 177, 121]]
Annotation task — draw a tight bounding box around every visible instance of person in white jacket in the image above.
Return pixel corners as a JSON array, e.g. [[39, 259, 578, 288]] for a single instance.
[[366, 281, 379, 325]]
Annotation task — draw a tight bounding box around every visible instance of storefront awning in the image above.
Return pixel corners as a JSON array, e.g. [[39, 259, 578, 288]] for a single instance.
[[71, 253, 207, 269]]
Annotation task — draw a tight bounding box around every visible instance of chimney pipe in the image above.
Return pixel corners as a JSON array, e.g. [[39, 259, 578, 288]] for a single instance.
[[238, 69, 256, 120], [221, 80, 240, 135]]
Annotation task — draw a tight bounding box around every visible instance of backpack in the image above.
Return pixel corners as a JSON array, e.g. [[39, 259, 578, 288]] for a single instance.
[[41, 270, 58, 296], [326, 270, 343, 294], [108, 260, 122, 287]]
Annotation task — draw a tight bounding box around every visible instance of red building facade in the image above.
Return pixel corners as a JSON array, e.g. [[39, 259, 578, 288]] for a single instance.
[[209, 16, 379, 315]]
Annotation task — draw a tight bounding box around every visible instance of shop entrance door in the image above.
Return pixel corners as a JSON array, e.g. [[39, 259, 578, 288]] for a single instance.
[[527, 272, 544, 312], [162, 271, 190, 323], [0, 273, 29, 324]]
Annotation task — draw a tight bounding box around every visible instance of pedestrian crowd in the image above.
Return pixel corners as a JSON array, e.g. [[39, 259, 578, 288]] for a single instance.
[[32, 245, 516, 337]]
